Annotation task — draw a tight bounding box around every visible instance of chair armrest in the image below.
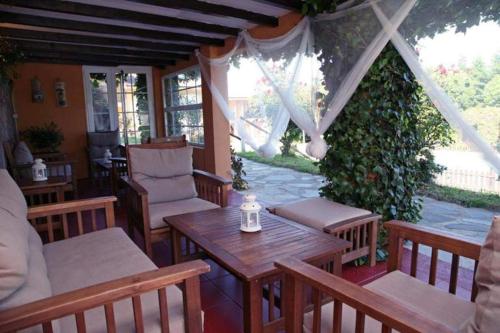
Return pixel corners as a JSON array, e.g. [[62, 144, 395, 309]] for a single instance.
[[275, 257, 454, 333], [0, 260, 210, 333], [121, 176, 147, 196], [27, 196, 117, 242], [193, 169, 232, 185]]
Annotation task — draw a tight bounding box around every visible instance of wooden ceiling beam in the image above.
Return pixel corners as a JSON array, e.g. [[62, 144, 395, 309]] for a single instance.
[[24, 57, 166, 68], [127, 0, 279, 26], [2, 0, 240, 36], [248, 0, 302, 10], [0, 12, 225, 46], [0, 27, 196, 53], [10, 39, 190, 60], [21, 50, 175, 66]]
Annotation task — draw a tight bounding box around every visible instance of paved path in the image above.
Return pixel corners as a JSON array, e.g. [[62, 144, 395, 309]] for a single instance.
[[238, 158, 498, 244]]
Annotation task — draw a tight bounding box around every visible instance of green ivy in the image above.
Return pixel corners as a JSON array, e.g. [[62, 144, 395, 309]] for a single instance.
[[280, 121, 302, 156], [0, 38, 24, 83], [230, 146, 248, 190]]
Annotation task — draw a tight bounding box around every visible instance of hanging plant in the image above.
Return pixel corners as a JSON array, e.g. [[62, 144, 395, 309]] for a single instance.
[[0, 38, 24, 83], [21, 122, 65, 153], [230, 146, 249, 190]]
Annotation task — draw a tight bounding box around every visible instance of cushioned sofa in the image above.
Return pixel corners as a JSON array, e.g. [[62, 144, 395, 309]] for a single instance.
[[0, 169, 208, 332]]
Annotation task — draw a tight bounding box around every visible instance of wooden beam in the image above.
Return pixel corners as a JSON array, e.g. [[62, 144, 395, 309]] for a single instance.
[[0, 12, 225, 46], [127, 0, 279, 26], [10, 39, 190, 60], [3, 0, 240, 35], [0, 27, 195, 53], [248, 0, 302, 10], [21, 50, 174, 66]]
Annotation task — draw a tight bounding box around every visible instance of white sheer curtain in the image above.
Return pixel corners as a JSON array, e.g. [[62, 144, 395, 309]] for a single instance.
[[196, 0, 500, 172]]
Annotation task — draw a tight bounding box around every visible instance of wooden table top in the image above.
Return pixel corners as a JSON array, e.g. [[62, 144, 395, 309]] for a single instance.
[[165, 208, 351, 281], [17, 176, 69, 190]]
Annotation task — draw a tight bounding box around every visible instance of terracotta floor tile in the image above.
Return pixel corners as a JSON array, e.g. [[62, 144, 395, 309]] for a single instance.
[[201, 280, 232, 310], [212, 274, 243, 307], [203, 300, 244, 333]]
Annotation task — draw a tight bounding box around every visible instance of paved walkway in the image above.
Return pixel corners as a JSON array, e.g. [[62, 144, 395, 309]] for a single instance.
[[238, 158, 498, 244]]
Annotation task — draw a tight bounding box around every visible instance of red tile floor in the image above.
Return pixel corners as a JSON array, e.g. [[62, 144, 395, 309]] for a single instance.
[[80, 179, 475, 332]]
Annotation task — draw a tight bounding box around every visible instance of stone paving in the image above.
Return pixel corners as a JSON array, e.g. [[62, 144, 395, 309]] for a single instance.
[[238, 158, 499, 244]]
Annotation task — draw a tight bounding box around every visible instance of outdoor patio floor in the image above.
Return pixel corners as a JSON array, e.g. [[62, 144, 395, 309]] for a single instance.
[[78, 177, 478, 332]]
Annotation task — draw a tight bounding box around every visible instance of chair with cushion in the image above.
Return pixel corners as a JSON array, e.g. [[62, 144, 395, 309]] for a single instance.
[[124, 140, 232, 258], [147, 134, 186, 144], [0, 169, 208, 333], [86, 130, 122, 179], [275, 217, 495, 332], [3, 141, 77, 198], [268, 197, 380, 266]]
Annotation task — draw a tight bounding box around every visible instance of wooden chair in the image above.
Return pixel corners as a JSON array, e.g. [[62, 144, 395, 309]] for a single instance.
[[0, 196, 208, 333], [124, 140, 232, 258], [276, 220, 482, 333], [147, 134, 186, 144], [3, 141, 78, 198]]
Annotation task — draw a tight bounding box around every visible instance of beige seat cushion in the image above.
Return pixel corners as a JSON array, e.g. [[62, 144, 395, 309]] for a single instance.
[[129, 146, 193, 179], [304, 270, 475, 333], [460, 216, 500, 333], [272, 197, 371, 230], [0, 209, 30, 301], [0, 169, 28, 219], [43, 228, 187, 333], [149, 198, 220, 229], [0, 228, 54, 333]]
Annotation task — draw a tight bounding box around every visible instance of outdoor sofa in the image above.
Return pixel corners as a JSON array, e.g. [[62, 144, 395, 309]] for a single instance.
[[0, 169, 207, 332]]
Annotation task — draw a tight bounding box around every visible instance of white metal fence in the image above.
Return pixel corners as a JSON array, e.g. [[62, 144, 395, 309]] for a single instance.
[[435, 169, 500, 194]]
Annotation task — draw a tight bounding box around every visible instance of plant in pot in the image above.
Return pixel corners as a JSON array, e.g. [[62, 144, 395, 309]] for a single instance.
[[21, 122, 64, 153]]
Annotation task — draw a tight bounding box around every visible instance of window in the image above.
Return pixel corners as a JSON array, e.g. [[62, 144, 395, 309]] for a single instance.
[[83, 66, 155, 144], [163, 67, 204, 145]]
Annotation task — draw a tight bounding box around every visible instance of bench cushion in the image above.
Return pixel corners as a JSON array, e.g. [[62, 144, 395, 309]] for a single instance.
[[43, 228, 187, 333], [304, 270, 475, 333], [149, 198, 219, 229], [0, 209, 30, 301], [460, 216, 500, 333], [271, 197, 371, 230], [0, 169, 28, 219]]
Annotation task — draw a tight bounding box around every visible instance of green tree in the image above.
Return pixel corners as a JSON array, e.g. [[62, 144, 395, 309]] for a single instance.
[[484, 75, 500, 106]]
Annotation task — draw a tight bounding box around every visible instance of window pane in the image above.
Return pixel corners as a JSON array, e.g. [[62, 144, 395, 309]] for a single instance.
[[94, 114, 111, 132], [167, 109, 204, 145], [89, 73, 111, 131]]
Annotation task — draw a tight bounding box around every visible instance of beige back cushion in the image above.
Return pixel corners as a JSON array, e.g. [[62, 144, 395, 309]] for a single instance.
[[0, 169, 28, 219], [129, 146, 193, 180], [461, 216, 500, 333], [13, 141, 34, 165], [129, 146, 197, 203], [0, 210, 30, 301]]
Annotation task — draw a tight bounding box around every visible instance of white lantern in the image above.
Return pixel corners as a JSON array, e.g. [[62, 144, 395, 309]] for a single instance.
[[103, 148, 112, 163], [240, 194, 262, 232], [32, 158, 48, 181]]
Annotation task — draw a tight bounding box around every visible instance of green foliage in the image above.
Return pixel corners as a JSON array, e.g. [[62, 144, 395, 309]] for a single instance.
[[231, 147, 248, 190], [280, 121, 302, 156], [318, 45, 452, 243], [21, 122, 64, 153], [0, 38, 23, 83], [484, 75, 500, 106], [238, 151, 320, 175], [301, 0, 338, 16], [421, 184, 500, 211]]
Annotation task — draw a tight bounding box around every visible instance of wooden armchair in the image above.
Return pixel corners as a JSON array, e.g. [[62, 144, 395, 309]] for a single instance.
[[0, 196, 209, 333], [3, 142, 78, 198], [276, 220, 482, 333], [124, 141, 232, 258]]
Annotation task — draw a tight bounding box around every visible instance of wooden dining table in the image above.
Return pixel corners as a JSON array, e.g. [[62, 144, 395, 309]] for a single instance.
[[165, 207, 351, 333]]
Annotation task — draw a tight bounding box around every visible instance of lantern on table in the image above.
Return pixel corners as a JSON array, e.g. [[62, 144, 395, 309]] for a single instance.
[[32, 158, 48, 181], [240, 194, 262, 232]]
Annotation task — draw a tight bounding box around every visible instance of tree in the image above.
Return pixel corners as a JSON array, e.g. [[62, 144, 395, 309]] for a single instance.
[[280, 121, 302, 156], [484, 75, 500, 106]]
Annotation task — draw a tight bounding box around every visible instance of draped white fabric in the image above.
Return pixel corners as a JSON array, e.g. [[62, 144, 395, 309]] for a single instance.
[[197, 0, 500, 173]]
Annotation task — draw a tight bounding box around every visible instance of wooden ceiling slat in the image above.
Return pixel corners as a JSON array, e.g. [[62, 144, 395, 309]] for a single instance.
[[248, 0, 302, 10], [2, 0, 240, 36], [127, 0, 279, 26], [22, 50, 174, 66], [0, 12, 225, 46], [11, 39, 189, 61], [24, 57, 150, 67], [0, 27, 196, 53]]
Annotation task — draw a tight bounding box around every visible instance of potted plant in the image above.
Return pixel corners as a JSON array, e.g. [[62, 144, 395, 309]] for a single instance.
[[21, 122, 64, 153]]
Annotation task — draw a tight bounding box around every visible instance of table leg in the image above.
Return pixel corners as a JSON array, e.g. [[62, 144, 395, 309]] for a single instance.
[[170, 228, 182, 265], [333, 253, 343, 276], [243, 279, 263, 333]]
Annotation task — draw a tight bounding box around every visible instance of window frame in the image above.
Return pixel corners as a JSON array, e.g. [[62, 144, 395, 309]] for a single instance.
[[162, 65, 205, 146], [82, 65, 156, 139]]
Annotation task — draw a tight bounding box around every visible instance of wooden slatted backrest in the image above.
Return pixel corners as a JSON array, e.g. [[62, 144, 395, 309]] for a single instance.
[[126, 140, 188, 178], [385, 220, 482, 302]]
